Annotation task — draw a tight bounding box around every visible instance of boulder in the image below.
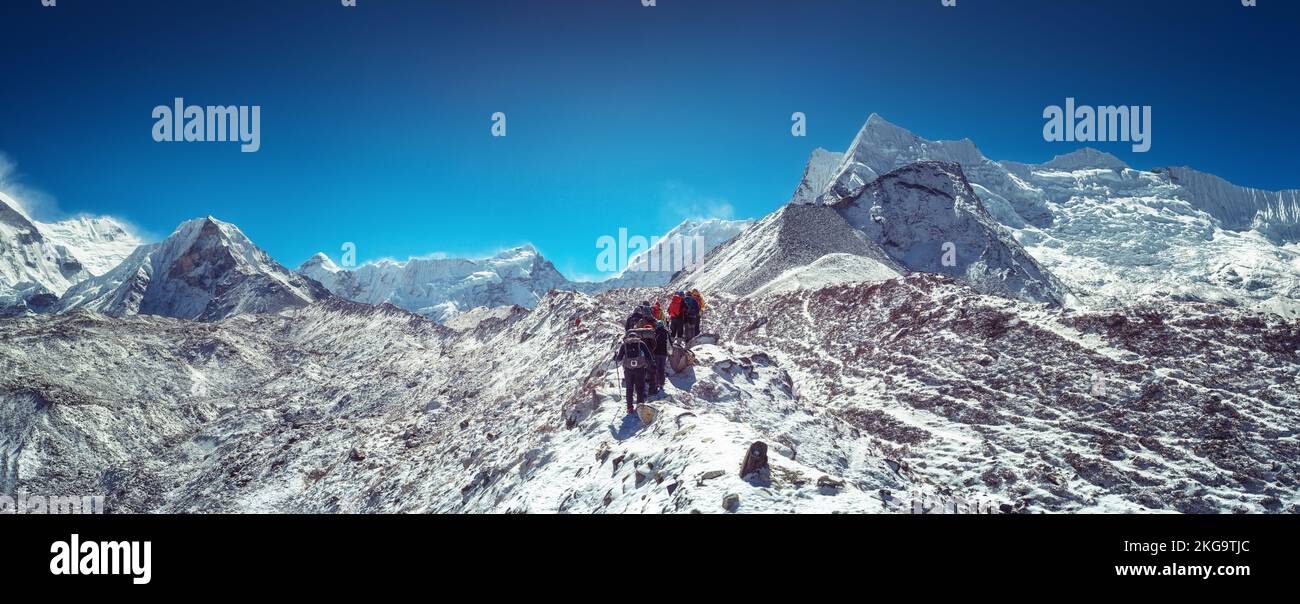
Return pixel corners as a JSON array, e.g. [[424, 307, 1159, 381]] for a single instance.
[[739, 441, 770, 479]]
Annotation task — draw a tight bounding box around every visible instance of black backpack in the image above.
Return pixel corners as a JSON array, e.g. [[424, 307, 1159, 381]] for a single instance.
[[621, 335, 648, 370]]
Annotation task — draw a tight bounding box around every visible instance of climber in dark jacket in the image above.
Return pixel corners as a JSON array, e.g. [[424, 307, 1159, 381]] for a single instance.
[[624, 301, 656, 331], [651, 320, 670, 394], [612, 335, 654, 413]]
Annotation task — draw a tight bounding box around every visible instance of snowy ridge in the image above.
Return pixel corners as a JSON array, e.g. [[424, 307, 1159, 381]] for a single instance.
[[789, 148, 844, 205], [299, 244, 571, 323], [300, 218, 749, 321], [820, 114, 1054, 228], [672, 203, 903, 297], [804, 114, 1300, 317]]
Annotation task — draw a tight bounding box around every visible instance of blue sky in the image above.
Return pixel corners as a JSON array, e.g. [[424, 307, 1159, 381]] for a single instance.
[[0, 0, 1296, 280]]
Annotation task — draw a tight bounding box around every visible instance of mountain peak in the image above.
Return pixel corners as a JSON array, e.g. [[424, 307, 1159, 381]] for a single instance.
[[852, 113, 914, 146], [495, 243, 540, 260], [1040, 147, 1129, 171], [300, 252, 341, 274], [57, 215, 326, 320]]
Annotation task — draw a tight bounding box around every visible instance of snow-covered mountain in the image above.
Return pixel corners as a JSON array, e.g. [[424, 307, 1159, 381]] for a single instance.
[[821, 114, 1055, 229], [0, 192, 140, 312], [589, 218, 752, 291], [57, 216, 328, 320], [788, 148, 844, 206], [299, 244, 572, 323], [300, 218, 751, 321], [681, 160, 1066, 305], [1002, 154, 1300, 317], [795, 115, 1300, 317]]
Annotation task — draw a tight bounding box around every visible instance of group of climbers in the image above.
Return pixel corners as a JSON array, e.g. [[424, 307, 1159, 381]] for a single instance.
[[612, 289, 706, 413], [667, 289, 704, 341]]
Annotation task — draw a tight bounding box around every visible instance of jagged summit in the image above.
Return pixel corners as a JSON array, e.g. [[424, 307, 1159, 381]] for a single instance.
[[298, 239, 571, 322], [816, 114, 1054, 228]]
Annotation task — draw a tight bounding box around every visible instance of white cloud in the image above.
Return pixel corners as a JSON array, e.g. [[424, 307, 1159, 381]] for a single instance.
[[659, 180, 737, 222], [0, 152, 59, 220]]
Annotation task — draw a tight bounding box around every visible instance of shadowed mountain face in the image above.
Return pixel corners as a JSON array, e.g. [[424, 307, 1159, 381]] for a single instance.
[[828, 161, 1068, 305]]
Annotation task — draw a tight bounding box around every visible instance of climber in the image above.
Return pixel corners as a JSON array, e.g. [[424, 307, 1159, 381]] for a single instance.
[[690, 289, 705, 335], [623, 301, 655, 330], [651, 319, 670, 394], [613, 331, 654, 413], [681, 289, 703, 341], [668, 291, 686, 340], [651, 300, 665, 324]]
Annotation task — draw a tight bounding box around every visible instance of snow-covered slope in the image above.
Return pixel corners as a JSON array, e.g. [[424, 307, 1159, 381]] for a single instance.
[[299, 244, 571, 323], [35, 214, 140, 277], [3, 276, 1295, 514], [57, 216, 327, 320], [0, 193, 141, 312], [1000, 157, 1300, 316], [1159, 166, 1300, 243], [672, 203, 902, 297], [682, 160, 1066, 305]]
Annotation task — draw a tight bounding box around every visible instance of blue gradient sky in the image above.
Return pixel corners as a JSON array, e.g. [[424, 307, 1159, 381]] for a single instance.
[[0, 0, 1295, 280]]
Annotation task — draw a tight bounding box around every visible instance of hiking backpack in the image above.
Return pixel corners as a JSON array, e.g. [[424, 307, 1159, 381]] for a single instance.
[[682, 295, 700, 319], [627, 327, 657, 353], [621, 335, 648, 370]]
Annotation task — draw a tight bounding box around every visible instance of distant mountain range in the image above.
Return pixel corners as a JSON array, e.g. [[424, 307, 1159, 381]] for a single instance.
[[2, 113, 1298, 321]]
